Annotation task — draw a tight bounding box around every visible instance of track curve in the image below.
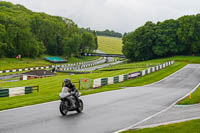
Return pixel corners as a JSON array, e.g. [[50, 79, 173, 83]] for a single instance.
[[0, 64, 200, 133]]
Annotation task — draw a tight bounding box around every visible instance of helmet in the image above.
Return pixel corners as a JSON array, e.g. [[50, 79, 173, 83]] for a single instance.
[[64, 78, 71, 87]]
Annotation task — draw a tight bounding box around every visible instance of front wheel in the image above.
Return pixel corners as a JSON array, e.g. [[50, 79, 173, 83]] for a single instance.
[[59, 101, 68, 116], [76, 99, 83, 113]]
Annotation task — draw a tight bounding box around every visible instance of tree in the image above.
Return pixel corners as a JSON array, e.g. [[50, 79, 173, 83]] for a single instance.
[[177, 15, 200, 55], [63, 33, 82, 58], [80, 31, 96, 53], [0, 24, 6, 57], [123, 21, 156, 61], [122, 14, 200, 61], [96, 29, 122, 38], [93, 31, 98, 50], [153, 19, 179, 57]]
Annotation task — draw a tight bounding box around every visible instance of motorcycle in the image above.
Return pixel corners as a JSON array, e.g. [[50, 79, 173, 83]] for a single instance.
[[59, 86, 83, 116]]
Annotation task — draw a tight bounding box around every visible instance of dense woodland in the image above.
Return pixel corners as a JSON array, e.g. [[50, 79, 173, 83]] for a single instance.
[[0, 2, 97, 58], [96, 29, 122, 38], [123, 14, 200, 61]]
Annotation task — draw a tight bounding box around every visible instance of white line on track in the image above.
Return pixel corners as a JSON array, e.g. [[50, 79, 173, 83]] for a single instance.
[[114, 64, 200, 133], [135, 116, 200, 129]]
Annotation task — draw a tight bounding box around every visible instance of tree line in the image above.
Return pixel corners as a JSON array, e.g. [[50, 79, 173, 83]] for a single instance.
[[96, 29, 122, 38], [0, 2, 97, 58], [122, 14, 200, 61]]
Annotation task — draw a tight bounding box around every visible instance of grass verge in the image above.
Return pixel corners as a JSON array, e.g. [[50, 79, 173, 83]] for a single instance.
[[122, 119, 200, 133], [178, 85, 200, 105]]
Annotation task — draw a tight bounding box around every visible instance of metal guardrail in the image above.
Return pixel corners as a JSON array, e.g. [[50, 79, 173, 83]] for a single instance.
[[82, 53, 125, 58], [0, 86, 39, 98], [93, 61, 174, 88]]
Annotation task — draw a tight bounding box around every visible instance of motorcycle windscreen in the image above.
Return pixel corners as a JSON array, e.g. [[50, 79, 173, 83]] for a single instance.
[[59, 92, 71, 99], [61, 87, 69, 93]]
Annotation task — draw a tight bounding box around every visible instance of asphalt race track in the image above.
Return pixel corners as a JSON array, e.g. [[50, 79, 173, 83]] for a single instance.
[[0, 64, 200, 133]]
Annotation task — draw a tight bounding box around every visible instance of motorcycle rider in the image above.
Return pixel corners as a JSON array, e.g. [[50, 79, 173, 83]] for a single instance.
[[64, 78, 80, 107]]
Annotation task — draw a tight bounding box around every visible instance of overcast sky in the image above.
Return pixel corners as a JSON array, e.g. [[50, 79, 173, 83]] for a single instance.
[[4, 0, 200, 33]]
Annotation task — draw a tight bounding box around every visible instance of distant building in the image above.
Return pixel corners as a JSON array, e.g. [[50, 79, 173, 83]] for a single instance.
[[20, 70, 56, 80]]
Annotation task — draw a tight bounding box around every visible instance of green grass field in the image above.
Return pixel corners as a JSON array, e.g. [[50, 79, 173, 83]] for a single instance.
[[0, 57, 185, 111], [122, 119, 200, 133], [0, 56, 200, 110], [167, 56, 200, 63], [97, 36, 123, 54], [0, 56, 98, 71]]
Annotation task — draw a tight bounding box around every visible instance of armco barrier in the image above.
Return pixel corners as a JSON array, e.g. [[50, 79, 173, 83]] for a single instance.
[[92, 61, 174, 88], [108, 77, 114, 85], [25, 86, 33, 94], [9, 87, 25, 97], [123, 74, 129, 81], [147, 68, 151, 74], [142, 70, 146, 76], [114, 76, 119, 83], [0, 86, 39, 98], [156, 65, 159, 71], [152, 67, 155, 72], [129, 72, 141, 79], [101, 78, 108, 86], [0, 89, 9, 97], [119, 75, 124, 82], [145, 70, 148, 75], [93, 79, 101, 88]]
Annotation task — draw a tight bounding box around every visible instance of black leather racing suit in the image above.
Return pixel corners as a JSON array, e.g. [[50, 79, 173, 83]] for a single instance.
[[68, 83, 79, 103]]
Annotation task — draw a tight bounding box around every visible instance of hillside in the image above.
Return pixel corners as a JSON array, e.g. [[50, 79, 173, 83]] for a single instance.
[[97, 36, 123, 54]]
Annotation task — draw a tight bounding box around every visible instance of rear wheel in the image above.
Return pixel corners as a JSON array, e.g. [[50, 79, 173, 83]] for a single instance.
[[76, 99, 83, 113], [59, 101, 68, 116]]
